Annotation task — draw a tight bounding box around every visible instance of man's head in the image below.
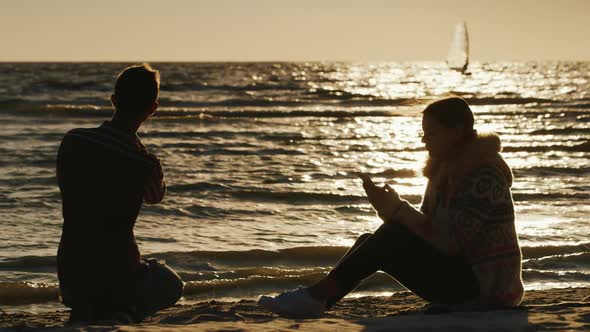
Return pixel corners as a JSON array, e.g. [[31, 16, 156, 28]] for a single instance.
[[111, 64, 160, 122]]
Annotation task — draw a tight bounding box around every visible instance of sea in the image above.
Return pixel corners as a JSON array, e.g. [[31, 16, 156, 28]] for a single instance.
[[0, 62, 589, 313]]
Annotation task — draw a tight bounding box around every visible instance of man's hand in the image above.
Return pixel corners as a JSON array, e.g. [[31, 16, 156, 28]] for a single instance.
[[358, 173, 403, 222]]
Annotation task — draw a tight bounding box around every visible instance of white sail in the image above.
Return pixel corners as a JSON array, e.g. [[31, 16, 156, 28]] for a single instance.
[[446, 21, 469, 73]]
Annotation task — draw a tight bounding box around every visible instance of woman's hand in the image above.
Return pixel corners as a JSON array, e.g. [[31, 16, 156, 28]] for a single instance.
[[359, 174, 403, 222]]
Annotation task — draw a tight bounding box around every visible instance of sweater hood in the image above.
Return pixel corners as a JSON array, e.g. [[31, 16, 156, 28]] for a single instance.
[[423, 132, 513, 188]]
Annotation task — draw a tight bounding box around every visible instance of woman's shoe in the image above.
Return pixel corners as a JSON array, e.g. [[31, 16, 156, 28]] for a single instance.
[[258, 287, 326, 318]]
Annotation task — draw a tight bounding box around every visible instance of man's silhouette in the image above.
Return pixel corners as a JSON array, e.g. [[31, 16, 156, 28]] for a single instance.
[[56, 64, 183, 322]]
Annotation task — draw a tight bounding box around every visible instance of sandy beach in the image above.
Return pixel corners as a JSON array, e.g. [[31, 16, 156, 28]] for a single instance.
[[1, 287, 588, 331]]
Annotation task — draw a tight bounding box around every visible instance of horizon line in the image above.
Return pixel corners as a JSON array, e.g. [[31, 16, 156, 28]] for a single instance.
[[1, 59, 589, 63]]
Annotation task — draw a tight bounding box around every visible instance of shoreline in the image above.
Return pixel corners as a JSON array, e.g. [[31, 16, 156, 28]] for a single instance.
[[1, 287, 588, 331]]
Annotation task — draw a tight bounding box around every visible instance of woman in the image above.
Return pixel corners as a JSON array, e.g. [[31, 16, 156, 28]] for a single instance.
[[258, 97, 524, 317]]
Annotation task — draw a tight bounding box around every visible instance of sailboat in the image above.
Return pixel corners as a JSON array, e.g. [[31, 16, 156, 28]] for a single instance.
[[446, 21, 469, 74]]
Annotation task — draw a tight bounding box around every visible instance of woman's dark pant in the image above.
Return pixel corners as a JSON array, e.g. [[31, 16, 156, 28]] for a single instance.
[[325, 222, 479, 307]]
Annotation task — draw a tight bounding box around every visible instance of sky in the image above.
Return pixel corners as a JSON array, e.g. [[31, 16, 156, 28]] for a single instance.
[[1, 0, 589, 62]]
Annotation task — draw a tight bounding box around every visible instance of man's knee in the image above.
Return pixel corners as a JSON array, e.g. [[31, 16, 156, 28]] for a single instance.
[[166, 268, 184, 304], [144, 259, 184, 306], [158, 266, 183, 301]]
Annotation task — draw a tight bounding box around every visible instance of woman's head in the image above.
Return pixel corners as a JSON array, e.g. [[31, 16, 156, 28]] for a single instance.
[[421, 97, 476, 159]]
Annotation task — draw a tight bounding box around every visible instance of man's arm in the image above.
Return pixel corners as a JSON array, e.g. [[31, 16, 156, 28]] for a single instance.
[[143, 154, 166, 204]]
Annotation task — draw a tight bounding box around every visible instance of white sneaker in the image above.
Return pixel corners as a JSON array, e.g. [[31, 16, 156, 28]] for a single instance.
[[258, 287, 326, 318]]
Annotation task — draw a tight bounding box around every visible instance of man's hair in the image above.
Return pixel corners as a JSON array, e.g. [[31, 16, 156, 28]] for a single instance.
[[423, 97, 476, 141], [114, 63, 160, 117]]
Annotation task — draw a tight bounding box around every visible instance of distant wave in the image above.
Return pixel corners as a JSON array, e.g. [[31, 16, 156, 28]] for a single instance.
[[307, 88, 416, 106], [40, 78, 105, 91], [512, 192, 590, 201], [229, 189, 422, 205], [503, 142, 590, 153], [167, 182, 586, 203], [4, 104, 586, 120], [528, 127, 589, 136], [189, 147, 306, 156], [513, 166, 590, 177], [0, 101, 111, 117], [230, 189, 368, 205], [0, 101, 409, 118], [167, 182, 232, 193], [161, 81, 303, 92], [3, 96, 585, 119], [463, 97, 557, 105]]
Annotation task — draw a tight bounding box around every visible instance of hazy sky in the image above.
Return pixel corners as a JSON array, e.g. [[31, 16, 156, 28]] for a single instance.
[[1, 0, 588, 62]]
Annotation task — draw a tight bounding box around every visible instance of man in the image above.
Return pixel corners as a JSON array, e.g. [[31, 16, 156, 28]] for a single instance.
[[56, 64, 183, 322]]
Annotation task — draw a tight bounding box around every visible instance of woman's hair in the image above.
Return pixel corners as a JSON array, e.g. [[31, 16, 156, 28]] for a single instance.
[[423, 97, 477, 141]]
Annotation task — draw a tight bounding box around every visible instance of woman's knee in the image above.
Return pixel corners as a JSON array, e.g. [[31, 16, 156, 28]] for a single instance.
[[354, 233, 372, 246]]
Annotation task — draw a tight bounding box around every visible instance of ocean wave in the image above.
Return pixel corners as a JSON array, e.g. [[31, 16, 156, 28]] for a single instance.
[[308, 88, 416, 106], [513, 166, 590, 177], [0, 281, 58, 305], [165, 184, 419, 205], [40, 78, 104, 91], [1, 267, 588, 306], [474, 109, 590, 118], [3, 243, 587, 273], [157, 97, 306, 108], [151, 243, 590, 270], [191, 147, 306, 156], [229, 189, 422, 205], [229, 190, 367, 204], [1, 242, 588, 305], [161, 81, 303, 92], [537, 101, 590, 109], [521, 243, 590, 259], [167, 182, 232, 193], [306, 168, 417, 180], [1, 101, 410, 118], [369, 168, 417, 178], [178, 266, 330, 282], [3, 97, 574, 120], [503, 142, 590, 153], [522, 270, 590, 283], [0, 101, 111, 117], [512, 192, 590, 201], [523, 252, 590, 271], [528, 127, 590, 136], [182, 270, 398, 299], [157, 109, 405, 118], [147, 246, 350, 269], [463, 97, 557, 105], [0, 256, 56, 271]]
